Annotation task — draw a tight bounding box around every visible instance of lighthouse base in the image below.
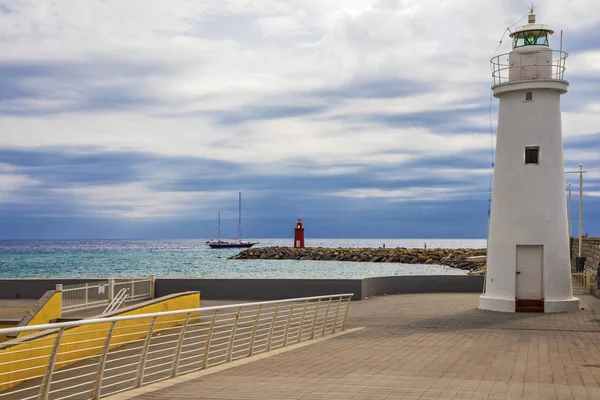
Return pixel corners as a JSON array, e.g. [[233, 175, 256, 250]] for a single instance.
[[479, 296, 515, 313], [544, 298, 579, 313], [479, 295, 579, 313]]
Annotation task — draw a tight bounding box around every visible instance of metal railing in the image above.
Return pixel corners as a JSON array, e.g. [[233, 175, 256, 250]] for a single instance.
[[60, 281, 109, 313], [113, 278, 153, 302], [491, 50, 568, 85], [572, 270, 596, 294], [572, 271, 585, 292], [61, 276, 154, 315], [103, 289, 129, 314], [0, 293, 353, 400]]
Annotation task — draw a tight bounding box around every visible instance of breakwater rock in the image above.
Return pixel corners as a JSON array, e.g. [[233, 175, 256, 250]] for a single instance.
[[230, 247, 487, 272]]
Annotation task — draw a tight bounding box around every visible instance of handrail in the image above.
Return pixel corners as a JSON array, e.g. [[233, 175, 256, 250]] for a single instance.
[[0, 293, 353, 399], [490, 49, 568, 85], [103, 288, 129, 314], [0, 293, 354, 335]]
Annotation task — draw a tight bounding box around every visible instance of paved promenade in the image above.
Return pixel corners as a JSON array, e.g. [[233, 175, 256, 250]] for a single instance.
[[131, 293, 600, 400]]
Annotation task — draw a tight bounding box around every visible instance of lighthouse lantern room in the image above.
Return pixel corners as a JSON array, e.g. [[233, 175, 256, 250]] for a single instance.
[[479, 9, 579, 313]]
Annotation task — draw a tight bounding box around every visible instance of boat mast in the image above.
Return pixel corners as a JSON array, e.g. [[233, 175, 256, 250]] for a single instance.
[[238, 192, 242, 241], [217, 211, 221, 241]]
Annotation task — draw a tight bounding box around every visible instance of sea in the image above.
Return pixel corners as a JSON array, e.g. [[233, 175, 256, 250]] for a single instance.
[[0, 239, 487, 279]]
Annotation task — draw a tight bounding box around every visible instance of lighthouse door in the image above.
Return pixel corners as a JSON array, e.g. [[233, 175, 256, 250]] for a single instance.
[[516, 245, 543, 299]]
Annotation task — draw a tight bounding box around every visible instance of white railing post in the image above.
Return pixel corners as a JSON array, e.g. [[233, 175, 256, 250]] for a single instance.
[[38, 328, 64, 400], [283, 304, 294, 346], [227, 307, 242, 362], [267, 304, 279, 351], [297, 300, 308, 343], [203, 311, 218, 369], [136, 317, 157, 388], [150, 274, 156, 299], [131, 278, 135, 299], [171, 313, 190, 377], [84, 283, 89, 308], [342, 297, 352, 331], [321, 298, 332, 336], [56, 284, 63, 317], [332, 297, 343, 333], [93, 322, 116, 400], [108, 278, 115, 301], [248, 305, 262, 356], [310, 299, 321, 339]]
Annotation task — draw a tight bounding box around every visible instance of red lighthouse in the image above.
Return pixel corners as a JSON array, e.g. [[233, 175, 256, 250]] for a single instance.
[[294, 218, 305, 248]]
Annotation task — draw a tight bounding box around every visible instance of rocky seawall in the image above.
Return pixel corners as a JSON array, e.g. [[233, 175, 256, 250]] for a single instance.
[[230, 247, 487, 272]]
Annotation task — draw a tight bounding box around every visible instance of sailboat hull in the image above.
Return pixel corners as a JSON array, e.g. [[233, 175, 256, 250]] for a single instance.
[[207, 242, 257, 249]]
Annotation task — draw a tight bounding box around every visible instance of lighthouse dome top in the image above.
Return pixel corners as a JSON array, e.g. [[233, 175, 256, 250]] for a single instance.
[[509, 12, 554, 48]]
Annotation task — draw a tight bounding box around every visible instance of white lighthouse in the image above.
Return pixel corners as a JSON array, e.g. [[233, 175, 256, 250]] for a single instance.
[[479, 10, 579, 313]]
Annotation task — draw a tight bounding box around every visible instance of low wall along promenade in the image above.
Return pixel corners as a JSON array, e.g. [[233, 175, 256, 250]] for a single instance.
[[0, 276, 485, 302]]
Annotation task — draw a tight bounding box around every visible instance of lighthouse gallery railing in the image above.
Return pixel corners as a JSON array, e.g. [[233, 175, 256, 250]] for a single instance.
[[491, 49, 568, 85], [0, 293, 353, 400]]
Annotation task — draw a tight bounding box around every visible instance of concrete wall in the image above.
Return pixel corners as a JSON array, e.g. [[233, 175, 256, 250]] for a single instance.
[[155, 278, 364, 300], [0, 276, 485, 302], [570, 237, 600, 270], [0, 279, 104, 299], [362, 276, 484, 298], [155, 276, 484, 300]]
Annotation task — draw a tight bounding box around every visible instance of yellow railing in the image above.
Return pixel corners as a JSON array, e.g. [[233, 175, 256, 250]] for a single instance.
[[0, 293, 352, 400]]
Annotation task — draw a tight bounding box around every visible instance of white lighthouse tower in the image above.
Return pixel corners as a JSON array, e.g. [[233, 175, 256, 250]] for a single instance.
[[479, 9, 579, 313]]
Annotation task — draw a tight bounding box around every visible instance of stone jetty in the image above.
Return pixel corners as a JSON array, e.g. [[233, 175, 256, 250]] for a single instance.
[[230, 247, 487, 272]]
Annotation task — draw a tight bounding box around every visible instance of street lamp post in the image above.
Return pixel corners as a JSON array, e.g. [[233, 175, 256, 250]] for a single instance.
[[578, 164, 583, 257], [565, 164, 587, 268], [567, 183, 572, 238]]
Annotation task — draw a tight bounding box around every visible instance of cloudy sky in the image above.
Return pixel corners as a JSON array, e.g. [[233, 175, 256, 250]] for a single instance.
[[0, 0, 598, 240]]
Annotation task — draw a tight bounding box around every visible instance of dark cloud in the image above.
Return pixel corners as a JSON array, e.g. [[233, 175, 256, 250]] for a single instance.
[[0, 148, 245, 188], [564, 133, 600, 148], [0, 4, 11, 14], [209, 104, 329, 125], [365, 107, 489, 131], [562, 75, 600, 114], [0, 147, 491, 194], [0, 148, 142, 186], [0, 60, 171, 115], [562, 24, 600, 52], [311, 76, 428, 100], [0, 145, 597, 239], [184, 76, 429, 125]]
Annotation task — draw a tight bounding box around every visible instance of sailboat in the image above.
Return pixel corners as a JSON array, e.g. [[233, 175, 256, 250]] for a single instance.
[[206, 192, 258, 249]]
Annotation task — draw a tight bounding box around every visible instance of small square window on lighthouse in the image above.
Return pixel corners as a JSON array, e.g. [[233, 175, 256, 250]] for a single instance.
[[525, 147, 539, 165]]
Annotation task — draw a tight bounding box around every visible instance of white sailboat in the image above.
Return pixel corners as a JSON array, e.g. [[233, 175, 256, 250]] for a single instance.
[[206, 192, 258, 249]]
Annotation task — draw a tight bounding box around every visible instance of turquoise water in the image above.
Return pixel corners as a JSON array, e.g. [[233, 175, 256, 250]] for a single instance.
[[0, 239, 486, 279]]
